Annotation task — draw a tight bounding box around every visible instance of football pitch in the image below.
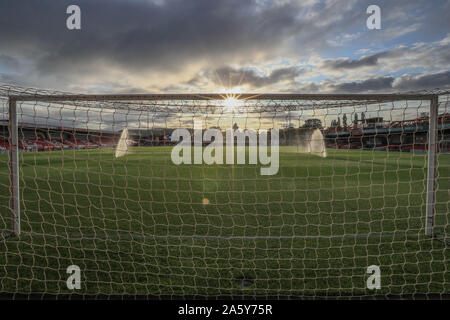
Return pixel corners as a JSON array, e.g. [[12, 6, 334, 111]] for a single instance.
[[0, 147, 448, 297]]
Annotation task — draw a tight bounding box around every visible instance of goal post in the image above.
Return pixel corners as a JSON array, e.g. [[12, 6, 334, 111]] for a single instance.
[[425, 95, 438, 237], [8, 98, 19, 236]]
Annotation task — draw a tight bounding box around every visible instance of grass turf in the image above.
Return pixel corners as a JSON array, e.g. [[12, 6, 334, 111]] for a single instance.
[[0, 147, 448, 297]]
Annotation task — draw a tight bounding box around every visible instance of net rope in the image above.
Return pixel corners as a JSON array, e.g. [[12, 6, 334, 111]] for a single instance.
[[0, 84, 448, 298]]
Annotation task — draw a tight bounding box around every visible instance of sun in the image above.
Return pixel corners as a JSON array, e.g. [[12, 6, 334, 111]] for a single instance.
[[222, 96, 243, 113]]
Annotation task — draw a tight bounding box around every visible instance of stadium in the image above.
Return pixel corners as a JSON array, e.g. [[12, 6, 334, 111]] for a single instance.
[[0, 85, 448, 299], [2, 110, 449, 155], [0, 0, 449, 304]]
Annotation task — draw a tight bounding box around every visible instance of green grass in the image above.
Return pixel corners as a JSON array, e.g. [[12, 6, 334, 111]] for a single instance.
[[0, 147, 448, 297]]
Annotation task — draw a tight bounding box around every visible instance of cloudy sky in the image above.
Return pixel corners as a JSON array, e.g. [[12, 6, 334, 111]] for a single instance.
[[0, 0, 449, 94]]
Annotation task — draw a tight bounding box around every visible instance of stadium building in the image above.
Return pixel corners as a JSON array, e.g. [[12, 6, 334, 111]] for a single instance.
[[323, 113, 450, 153], [1, 113, 449, 154]]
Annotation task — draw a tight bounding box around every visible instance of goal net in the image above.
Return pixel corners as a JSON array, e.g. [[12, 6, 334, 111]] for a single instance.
[[0, 84, 448, 298]]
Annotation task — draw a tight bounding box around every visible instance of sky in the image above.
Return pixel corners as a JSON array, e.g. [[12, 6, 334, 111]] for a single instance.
[[0, 0, 449, 94]]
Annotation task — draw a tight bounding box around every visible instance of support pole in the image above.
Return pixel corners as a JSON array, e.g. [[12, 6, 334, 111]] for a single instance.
[[425, 95, 438, 237], [8, 98, 20, 236]]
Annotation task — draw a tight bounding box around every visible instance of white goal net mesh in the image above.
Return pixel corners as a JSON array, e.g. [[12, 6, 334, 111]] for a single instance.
[[0, 84, 448, 298]]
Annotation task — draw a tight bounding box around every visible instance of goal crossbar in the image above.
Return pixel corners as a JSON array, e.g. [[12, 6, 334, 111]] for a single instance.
[[8, 93, 436, 102]]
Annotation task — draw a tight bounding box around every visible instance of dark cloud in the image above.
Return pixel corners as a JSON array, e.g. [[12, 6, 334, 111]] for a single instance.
[[328, 76, 395, 93], [0, 0, 449, 93], [0, 0, 389, 91], [323, 53, 382, 70], [322, 39, 450, 73], [0, 54, 20, 70], [324, 71, 450, 93], [0, 0, 308, 79], [188, 66, 305, 89], [394, 70, 450, 90]]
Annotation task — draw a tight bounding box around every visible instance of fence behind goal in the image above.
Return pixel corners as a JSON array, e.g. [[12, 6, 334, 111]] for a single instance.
[[0, 84, 448, 298]]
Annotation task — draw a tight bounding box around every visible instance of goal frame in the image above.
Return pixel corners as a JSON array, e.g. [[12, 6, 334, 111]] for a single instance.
[[6, 93, 439, 238]]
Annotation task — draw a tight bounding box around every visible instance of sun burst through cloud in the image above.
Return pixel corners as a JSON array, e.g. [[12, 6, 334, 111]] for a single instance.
[[222, 96, 243, 113]]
